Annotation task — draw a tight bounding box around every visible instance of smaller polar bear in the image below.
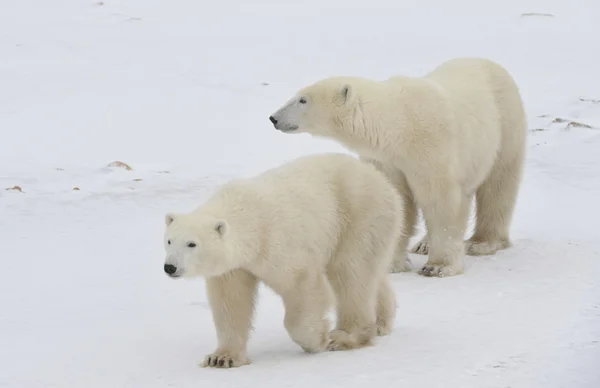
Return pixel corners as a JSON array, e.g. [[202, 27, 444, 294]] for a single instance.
[[163, 153, 402, 368], [269, 57, 527, 278]]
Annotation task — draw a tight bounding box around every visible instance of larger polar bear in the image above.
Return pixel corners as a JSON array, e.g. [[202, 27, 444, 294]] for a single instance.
[[162, 153, 402, 368], [269, 57, 527, 278]]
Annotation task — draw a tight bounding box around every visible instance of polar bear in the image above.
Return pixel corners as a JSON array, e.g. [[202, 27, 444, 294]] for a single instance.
[[162, 153, 402, 368], [268, 57, 527, 278]]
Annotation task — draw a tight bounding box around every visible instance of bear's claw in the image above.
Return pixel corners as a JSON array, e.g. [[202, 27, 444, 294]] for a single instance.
[[411, 239, 430, 255], [201, 351, 249, 369], [327, 328, 374, 351], [418, 263, 462, 277]]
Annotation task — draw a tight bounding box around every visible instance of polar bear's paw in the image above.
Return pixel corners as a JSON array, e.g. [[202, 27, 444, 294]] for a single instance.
[[376, 321, 393, 336], [418, 263, 463, 278], [465, 239, 510, 256], [410, 238, 430, 255], [389, 255, 413, 273], [327, 328, 374, 351], [327, 330, 354, 351], [201, 350, 250, 369]]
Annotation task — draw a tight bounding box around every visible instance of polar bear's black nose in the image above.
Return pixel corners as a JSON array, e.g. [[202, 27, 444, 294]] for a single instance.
[[164, 264, 177, 275], [269, 116, 278, 125]]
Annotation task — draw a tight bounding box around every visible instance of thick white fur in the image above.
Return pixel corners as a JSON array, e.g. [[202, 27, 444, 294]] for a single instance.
[[163, 153, 402, 368], [269, 57, 527, 278]]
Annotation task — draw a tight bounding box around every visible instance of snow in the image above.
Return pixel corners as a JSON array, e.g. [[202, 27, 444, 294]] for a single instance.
[[1, 0, 599, 387]]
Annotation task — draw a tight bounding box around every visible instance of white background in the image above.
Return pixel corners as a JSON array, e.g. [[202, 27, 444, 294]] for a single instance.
[[1, 0, 599, 387]]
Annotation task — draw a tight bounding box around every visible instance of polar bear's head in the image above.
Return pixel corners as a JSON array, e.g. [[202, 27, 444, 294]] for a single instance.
[[162, 212, 232, 279], [268, 77, 360, 136]]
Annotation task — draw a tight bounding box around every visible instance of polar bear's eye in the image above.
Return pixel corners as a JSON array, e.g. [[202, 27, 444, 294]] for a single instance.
[[187, 242, 197, 248], [167, 240, 171, 245], [299, 98, 307, 104]]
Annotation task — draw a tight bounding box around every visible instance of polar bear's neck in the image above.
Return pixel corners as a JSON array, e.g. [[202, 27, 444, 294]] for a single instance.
[[336, 92, 409, 162]]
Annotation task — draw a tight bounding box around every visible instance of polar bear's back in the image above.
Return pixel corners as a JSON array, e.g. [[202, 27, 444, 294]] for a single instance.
[[211, 153, 401, 278], [254, 153, 401, 223], [424, 57, 525, 136]]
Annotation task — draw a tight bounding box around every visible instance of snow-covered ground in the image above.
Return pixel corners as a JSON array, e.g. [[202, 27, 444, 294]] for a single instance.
[[1, 0, 599, 387]]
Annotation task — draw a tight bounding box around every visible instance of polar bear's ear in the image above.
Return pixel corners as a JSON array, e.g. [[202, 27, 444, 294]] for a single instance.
[[215, 220, 228, 236], [165, 213, 176, 226], [341, 84, 354, 104]]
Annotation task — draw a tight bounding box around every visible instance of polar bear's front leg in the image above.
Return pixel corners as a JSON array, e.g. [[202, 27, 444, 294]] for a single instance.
[[416, 184, 470, 278], [390, 187, 418, 273], [202, 269, 259, 368], [360, 157, 416, 273], [282, 272, 333, 353]]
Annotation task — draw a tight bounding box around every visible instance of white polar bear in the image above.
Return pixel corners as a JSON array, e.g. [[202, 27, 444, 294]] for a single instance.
[[268, 57, 527, 278], [163, 153, 402, 368]]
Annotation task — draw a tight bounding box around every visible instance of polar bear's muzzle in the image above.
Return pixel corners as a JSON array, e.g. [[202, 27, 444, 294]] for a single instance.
[[279, 124, 299, 133], [164, 263, 182, 278], [269, 114, 299, 133]]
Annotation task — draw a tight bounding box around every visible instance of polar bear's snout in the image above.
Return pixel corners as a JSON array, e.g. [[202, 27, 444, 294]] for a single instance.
[[164, 263, 181, 278], [269, 113, 298, 132], [269, 105, 300, 133], [269, 114, 289, 131], [164, 264, 177, 274]]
